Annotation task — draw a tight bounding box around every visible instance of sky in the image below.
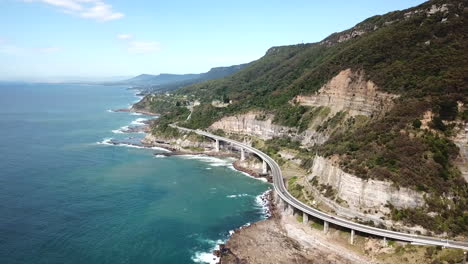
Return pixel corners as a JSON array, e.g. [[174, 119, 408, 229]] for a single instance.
[[0, 0, 426, 81]]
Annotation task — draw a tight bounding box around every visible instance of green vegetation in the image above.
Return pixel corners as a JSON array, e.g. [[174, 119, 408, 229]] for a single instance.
[[142, 0, 468, 236], [296, 215, 303, 223], [309, 218, 324, 230], [287, 176, 304, 200]]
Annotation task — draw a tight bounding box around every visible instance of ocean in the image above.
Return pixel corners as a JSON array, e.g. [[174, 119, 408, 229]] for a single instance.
[[0, 83, 270, 264]]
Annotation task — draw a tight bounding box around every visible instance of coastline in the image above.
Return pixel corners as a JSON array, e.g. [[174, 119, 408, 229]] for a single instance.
[[113, 96, 361, 264], [111, 107, 160, 116], [106, 108, 275, 263], [109, 98, 373, 264]]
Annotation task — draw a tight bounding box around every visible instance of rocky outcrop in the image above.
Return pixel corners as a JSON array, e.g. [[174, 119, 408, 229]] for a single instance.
[[427, 3, 449, 16], [209, 112, 296, 140], [453, 121, 468, 182], [294, 69, 397, 118], [308, 155, 425, 214]]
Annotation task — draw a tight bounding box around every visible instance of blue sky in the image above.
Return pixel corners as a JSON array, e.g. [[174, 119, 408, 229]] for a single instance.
[[0, 0, 426, 81]]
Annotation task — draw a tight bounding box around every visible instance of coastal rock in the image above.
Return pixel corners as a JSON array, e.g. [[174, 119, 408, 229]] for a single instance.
[[142, 133, 213, 151], [112, 108, 159, 116]]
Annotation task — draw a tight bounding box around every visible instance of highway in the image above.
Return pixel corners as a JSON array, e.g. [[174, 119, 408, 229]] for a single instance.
[[171, 125, 468, 250]]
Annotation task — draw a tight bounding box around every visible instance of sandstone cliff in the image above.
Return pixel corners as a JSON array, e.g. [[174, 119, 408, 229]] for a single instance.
[[209, 111, 295, 140], [293, 69, 397, 118], [306, 156, 426, 231], [308, 156, 425, 210]]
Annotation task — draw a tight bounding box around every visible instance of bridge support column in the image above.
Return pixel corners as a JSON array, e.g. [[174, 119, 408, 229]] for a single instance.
[[382, 237, 387, 246], [350, 229, 355, 245], [323, 221, 329, 234], [262, 160, 268, 174], [302, 212, 309, 224], [214, 139, 220, 152], [463, 251, 466, 264], [240, 148, 245, 161]]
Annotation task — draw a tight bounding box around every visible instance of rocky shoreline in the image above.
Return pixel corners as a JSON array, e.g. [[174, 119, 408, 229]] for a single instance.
[[111, 103, 359, 264], [112, 108, 160, 116]]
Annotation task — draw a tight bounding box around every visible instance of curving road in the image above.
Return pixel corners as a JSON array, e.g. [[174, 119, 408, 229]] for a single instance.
[[171, 125, 468, 250]]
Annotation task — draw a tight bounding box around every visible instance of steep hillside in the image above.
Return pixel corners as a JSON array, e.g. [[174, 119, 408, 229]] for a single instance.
[[142, 0, 468, 236]]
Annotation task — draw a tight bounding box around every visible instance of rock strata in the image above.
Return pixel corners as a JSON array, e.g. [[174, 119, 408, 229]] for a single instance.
[[209, 112, 294, 140], [294, 69, 397, 118], [307, 156, 425, 222]]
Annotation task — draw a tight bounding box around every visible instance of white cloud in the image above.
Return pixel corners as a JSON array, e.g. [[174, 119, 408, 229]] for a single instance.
[[117, 34, 132, 40], [80, 2, 124, 21], [22, 0, 124, 22], [128, 41, 160, 54]]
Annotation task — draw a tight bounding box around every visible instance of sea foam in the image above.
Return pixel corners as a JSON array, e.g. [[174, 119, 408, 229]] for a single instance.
[[96, 138, 113, 145], [191, 239, 223, 264], [226, 193, 249, 198], [130, 118, 148, 126], [111, 126, 130, 134], [255, 190, 271, 218]]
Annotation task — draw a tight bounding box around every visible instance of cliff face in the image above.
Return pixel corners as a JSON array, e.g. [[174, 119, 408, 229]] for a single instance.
[[209, 112, 295, 140], [306, 156, 426, 229], [294, 69, 397, 118], [308, 156, 425, 210]]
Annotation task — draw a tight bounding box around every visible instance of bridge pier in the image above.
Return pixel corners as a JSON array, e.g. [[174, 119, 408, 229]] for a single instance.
[[382, 237, 387, 246], [240, 148, 245, 161], [262, 160, 268, 174], [323, 221, 329, 234], [214, 139, 220, 152], [350, 229, 355, 245], [303, 212, 309, 224]]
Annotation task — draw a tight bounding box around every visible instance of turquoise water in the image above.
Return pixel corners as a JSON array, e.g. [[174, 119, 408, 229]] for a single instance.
[[0, 83, 270, 264]]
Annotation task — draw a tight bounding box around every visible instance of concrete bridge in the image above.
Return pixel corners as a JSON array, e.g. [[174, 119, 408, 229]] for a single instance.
[[171, 124, 468, 251]]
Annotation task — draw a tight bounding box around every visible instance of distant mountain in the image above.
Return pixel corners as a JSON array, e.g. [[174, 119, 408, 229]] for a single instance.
[[117, 63, 248, 94], [124, 73, 199, 86]]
